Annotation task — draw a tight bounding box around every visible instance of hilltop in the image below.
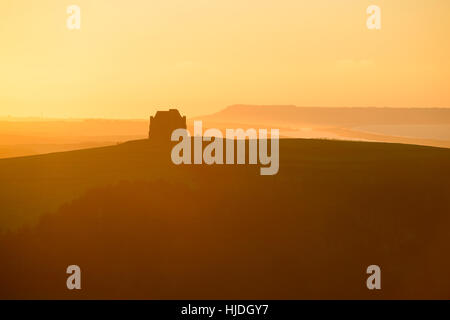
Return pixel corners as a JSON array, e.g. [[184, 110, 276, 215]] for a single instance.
[[196, 105, 450, 148], [0, 138, 449, 298], [201, 105, 450, 126]]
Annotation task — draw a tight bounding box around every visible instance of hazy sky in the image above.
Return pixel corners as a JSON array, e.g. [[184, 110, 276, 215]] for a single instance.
[[1, 0, 449, 118]]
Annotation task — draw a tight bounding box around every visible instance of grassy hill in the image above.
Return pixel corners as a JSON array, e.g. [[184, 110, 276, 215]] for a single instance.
[[0, 138, 449, 298]]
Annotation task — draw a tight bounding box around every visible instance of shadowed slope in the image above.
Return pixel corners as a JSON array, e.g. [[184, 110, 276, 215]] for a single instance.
[[0, 139, 449, 299]]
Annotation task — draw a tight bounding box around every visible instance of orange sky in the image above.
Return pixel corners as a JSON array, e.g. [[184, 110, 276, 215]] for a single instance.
[[1, 0, 449, 118]]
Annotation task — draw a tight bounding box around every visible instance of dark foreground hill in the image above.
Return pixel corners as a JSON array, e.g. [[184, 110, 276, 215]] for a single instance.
[[0, 139, 449, 299]]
